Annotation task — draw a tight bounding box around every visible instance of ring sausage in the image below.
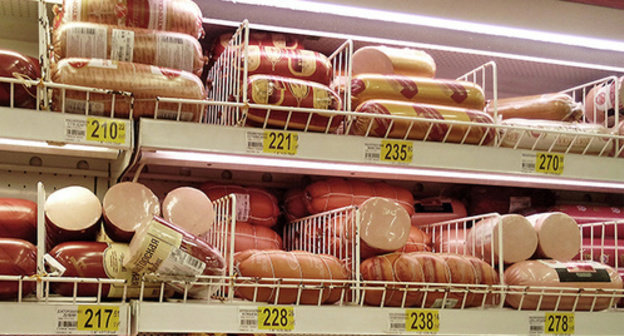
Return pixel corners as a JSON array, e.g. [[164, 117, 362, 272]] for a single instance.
[[0, 198, 37, 244], [247, 46, 333, 86], [487, 93, 582, 121], [525, 212, 581, 261], [0, 238, 36, 299], [352, 46, 436, 78], [199, 184, 280, 228]]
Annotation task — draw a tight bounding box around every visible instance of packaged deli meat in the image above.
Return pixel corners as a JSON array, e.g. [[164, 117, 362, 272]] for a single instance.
[[411, 197, 467, 227], [162, 187, 214, 238], [102, 182, 161, 242], [548, 204, 624, 237], [525, 212, 581, 261], [233, 249, 349, 304], [124, 217, 226, 299], [229, 222, 283, 252], [304, 178, 415, 215], [44, 186, 102, 247], [352, 46, 436, 78], [246, 74, 342, 132], [0, 198, 37, 244], [504, 260, 623, 310], [498, 119, 613, 155], [59, 0, 204, 39], [48, 241, 165, 298], [487, 93, 582, 121], [211, 32, 303, 63], [351, 100, 494, 144], [53, 22, 205, 76], [0, 50, 40, 109], [199, 184, 280, 228], [584, 76, 624, 127], [466, 214, 538, 264], [51, 58, 205, 121], [247, 46, 333, 86], [0, 238, 37, 299], [351, 74, 485, 110], [283, 188, 310, 221], [576, 237, 624, 268]]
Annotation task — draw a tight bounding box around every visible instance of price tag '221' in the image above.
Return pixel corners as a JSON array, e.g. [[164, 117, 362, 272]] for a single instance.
[[263, 131, 298, 155], [258, 306, 294, 331]]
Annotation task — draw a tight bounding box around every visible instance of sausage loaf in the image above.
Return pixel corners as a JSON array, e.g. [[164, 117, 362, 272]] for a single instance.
[[352, 46, 436, 78], [412, 197, 467, 227], [463, 255, 500, 307], [360, 252, 424, 307], [230, 222, 283, 252], [584, 77, 624, 127], [549, 204, 624, 238], [396, 226, 432, 253], [487, 93, 582, 121], [576, 237, 624, 268], [283, 188, 310, 221], [162, 186, 214, 238], [0, 198, 37, 244], [199, 184, 280, 228], [433, 227, 469, 254], [0, 49, 40, 109], [247, 46, 333, 86], [526, 212, 581, 261], [211, 32, 302, 63], [0, 238, 36, 299]]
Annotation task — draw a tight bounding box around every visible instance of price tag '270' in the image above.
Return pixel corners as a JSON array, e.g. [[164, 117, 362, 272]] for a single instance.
[[263, 131, 298, 155], [258, 306, 294, 331], [535, 152, 564, 175], [86, 117, 126, 144], [381, 140, 413, 163]]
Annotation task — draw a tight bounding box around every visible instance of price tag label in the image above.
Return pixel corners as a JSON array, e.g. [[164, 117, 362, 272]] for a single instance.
[[535, 152, 564, 175], [77, 305, 120, 332], [380, 139, 413, 163], [262, 131, 298, 155], [545, 312, 574, 335], [257, 306, 295, 331], [405, 309, 440, 333], [86, 117, 126, 144]]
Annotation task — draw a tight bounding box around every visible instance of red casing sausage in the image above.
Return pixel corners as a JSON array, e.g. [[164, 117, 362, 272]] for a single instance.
[[0, 198, 37, 244], [247, 46, 333, 86], [0, 238, 36, 299], [0, 50, 40, 109]]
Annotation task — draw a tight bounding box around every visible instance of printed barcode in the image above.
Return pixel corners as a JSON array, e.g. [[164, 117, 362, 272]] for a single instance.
[[390, 323, 405, 329], [522, 162, 535, 169], [241, 319, 256, 326], [248, 141, 263, 148], [78, 27, 96, 35], [163, 36, 184, 44], [170, 248, 204, 271], [365, 152, 380, 160], [530, 326, 543, 332], [58, 320, 77, 328], [66, 129, 85, 136]]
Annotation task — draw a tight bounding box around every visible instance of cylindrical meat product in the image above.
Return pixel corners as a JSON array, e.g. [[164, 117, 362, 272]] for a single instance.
[[487, 93, 582, 121], [0, 50, 40, 109], [351, 100, 495, 145], [360, 252, 425, 307], [233, 249, 349, 304], [0, 238, 37, 299], [351, 74, 485, 110], [283, 188, 309, 221], [124, 217, 226, 299], [498, 119, 613, 155], [436, 253, 477, 308], [352, 46, 436, 78], [246, 74, 342, 133], [53, 22, 205, 76], [583, 77, 624, 127], [504, 260, 623, 311], [247, 46, 333, 86], [59, 0, 204, 39], [358, 197, 411, 259], [412, 197, 467, 227], [526, 212, 581, 261], [162, 187, 214, 238], [468, 186, 555, 216], [396, 226, 432, 253], [434, 227, 469, 254], [304, 178, 415, 215], [549, 204, 624, 238], [102, 182, 160, 243], [466, 214, 538, 264], [51, 58, 206, 121], [48, 241, 165, 298], [230, 222, 283, 252], [0, 198, 37, 244], [463, 255, 500, 307], [44, 186, 102, 247], [199, 184, 280, 228], [395, 253, 452, 308], [576, 237, 624, 268], [211, 32, 302, 63]]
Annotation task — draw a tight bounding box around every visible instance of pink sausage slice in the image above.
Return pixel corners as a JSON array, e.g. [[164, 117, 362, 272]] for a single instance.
[[45, 186, 102, 247], [162, 187, 214, 237], [102, 182, 160, 242], [526, 212, 581, 261]]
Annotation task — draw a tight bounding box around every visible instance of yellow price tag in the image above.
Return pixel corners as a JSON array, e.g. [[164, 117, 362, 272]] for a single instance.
[[86, 117, 126, 144], [381, 140, 413, 163], [405, 309, 440, 332], [535, 152, 564, 175], [263, 131, 298, 155], [257, 306, 295, 331], [545, 312, 574, 334], [77, 305, 120, 332]]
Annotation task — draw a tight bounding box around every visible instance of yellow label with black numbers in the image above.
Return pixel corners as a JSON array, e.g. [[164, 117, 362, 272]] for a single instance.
[[535, 152, 564, 175], [263, 131, 298, 155], [381, 139, 413, 163], [86, 117, 126, 144], [257, 306, 294, 331], [406, 309, 440, 332], [545, 312, 574, 334], [77, 305, 120, 332]]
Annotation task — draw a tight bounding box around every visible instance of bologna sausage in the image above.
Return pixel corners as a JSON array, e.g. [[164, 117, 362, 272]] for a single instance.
[[352, 46, 435, 78], [0, 238, 36, 299], [0, 198, 37, 244]]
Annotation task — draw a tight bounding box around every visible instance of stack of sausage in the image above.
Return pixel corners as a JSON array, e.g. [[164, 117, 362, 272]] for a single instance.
[[346, 45, 494, 144], [51, 0, 207, 121], [211, 32, 343, 132]]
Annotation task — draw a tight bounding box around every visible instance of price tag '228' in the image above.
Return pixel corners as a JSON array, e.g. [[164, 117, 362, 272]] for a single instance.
[[258, 306, 294, 331], [263, 131, 298, 155], [86, 117, 126, 144]]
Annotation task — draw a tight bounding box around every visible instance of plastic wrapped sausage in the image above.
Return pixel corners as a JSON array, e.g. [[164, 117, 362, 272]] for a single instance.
[[283, 188, 309, 221], [352, 46, 436, 78], [211, 32, 303, 63], [230, 222, 283, 252], [0, 50, 40, 109], [102, 182, 161, 242], [576, 237, 624, 268], [412, 197, 467, 227], [199, 184, 280, 228], [0, 198, 37, 244], [487, 93, 582, 121], [162, 187, 214, 238], [584, 77, 624, 127], [0, 238, 36, 299], [247, 46, 333, 86], [548, 204, 624, 238], [463, 255, 500, 306], [526, 212, 581, 261], [396, 226, 432, 253], [356, 197, 411, 259], [434, 228, 469, 254]]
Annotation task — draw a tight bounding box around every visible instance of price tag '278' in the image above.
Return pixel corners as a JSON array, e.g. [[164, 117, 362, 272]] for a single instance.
[[545, 313, 574, 335]]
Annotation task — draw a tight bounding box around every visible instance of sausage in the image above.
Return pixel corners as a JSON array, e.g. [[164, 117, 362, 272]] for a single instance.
[[360, 252, 425, 307], [351, 100, 495, 145], [230, 222, 283, 252], [463, 255, 500, 307], [162, 187, 214, 238], [44, 186, 102, 248], [0, 198, 37, 244], [498, 119, 614, 155], [124, 217, 226, 299], [433, 228, 469, 254], [395, 253, 451, 308], [283, 188, 309, 221], [304, 178, 415, 216], [576, 237, 624, 268], [468, 186, 555, 216], [199, 184, 280, 228], [48, 241, 166, 298], [583, 77, 624, 127], [412, 197, 467, 227], [351, 74, 485, 110], [352, 46, 436, 77], [211, 32, 303, 63], [246, 74, 342, 133], [53, 22, 205, 76], [0, 50, 40, 109], [548, 204, 624, 238], [247, 46, 333, 86], [487, 93, 582, 121], [59, 0, 204, 39], [466, 214, 538, 264], [51, 58, 206, 121], [396, 226, 432, 253], [525, 212, 581, 261], [356, 197, 411, 259], [436, 253, 477, 308], [504, 260, 623, 310], [0, 238, 36, 299], [233, 249, 349, 304], [102, 182, 161, 242]]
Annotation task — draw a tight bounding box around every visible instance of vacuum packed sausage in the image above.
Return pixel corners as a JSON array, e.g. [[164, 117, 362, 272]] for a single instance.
[[487, 93, 582, 121], [0, 238, 36, 299], [526, 212, 581, 261], [583, 77, 624, 127], [352, 46, 436, 78], [103, 182, 161, 242], [247, 46, 333, 86], [162, 187, 214, 238], [0, 198, 37, 244], [45, 186, 102, 247], [199, 184, 280, 228]]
